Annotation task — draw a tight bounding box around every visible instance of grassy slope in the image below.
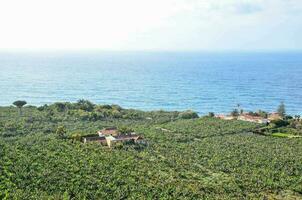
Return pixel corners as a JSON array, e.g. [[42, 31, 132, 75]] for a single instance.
[[0, 106, 302, 199], [272, 133, 302, 138]]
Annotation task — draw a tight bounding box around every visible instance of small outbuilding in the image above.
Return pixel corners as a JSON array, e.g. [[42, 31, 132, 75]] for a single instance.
[[82, 135, 107, 145], [106, 133, 144, 148], [84, 130, 145, 148]]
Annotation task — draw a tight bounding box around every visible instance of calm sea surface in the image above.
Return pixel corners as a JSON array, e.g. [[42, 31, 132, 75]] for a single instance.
[[0, 51, 301, 115]]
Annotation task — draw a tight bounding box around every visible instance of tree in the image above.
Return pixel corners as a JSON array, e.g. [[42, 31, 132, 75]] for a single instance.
[[118, 126, 134, 135], [13, 100, 27, 116], [37, 104, 48, 111], [208, 112, 215, 117], [54, 102, 66, 112], [277, 102, 286, 118], [258, 110, 268, 118], [270, 119, 289, 128], [76, 99, 94, 112], [236, 104, 244, 115], [231, 109, 239, 117], [178, 110, 199, 119]]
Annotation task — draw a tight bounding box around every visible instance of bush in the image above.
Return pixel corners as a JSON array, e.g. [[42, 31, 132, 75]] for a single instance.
[[178, 110, 199, 119], [285, 115, 293, 120], [70, 133, 82, 142], [208, 112, 215, 117], [77, 110, 90, 120], [76, 99, 94, 112], [231, 109, 239, 117], [37, 104, 48, 111], [270, 119, 289, 128], [54, 102, 67, 112], [4, 121, 20, 131], [111, 110, 122, 118], [56, 126, 67, 138], [99, 105, 112, 109], [258, 110, 268, 118], [277, 102, 286, 118], [118, 126, 134, 134]]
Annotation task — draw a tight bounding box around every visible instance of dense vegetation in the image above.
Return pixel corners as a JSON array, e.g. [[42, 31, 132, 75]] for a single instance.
[[261, 118, 302, 137], [1, 100, 302, 199], [230, 103, 302, 137]]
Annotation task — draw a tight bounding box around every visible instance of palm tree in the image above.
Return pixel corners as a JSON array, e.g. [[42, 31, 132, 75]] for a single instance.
[[277, 102, 286, 118], [237, 104, 243, 114], [295, 115, 300, 121], [13, 100, 27, 116]]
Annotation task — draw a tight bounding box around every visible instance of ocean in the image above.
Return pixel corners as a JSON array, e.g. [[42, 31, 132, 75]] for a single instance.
[[0, 51, 301, 115]]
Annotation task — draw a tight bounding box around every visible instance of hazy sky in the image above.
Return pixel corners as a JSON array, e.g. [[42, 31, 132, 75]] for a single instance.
[[0, 0, 301, 51]]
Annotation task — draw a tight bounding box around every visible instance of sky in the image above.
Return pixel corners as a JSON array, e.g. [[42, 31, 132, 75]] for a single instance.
[[0, 0, 302, 51]]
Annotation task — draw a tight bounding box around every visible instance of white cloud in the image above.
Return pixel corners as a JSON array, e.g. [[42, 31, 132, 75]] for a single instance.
[[0, 0, 301, 50]]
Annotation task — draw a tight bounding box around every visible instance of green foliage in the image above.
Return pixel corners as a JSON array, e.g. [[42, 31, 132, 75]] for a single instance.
[[54, 102, 67, 112], [231, 109, 239, 117], [118, 126, 134, 134], [294, 115, 301, 121], [12, 100, 27, 116], [12, 100, 27, 108], [208, 112, 215, 117], [178, 110, 199, 119], [258, 110, 268, 118], [70, 133, 82, 141], [0, 102, 301, 199], [76, 99, 94, 112], [56, 126, 67, 138], [285, 115, 293, 120], [37, 104, 49, 111], [270, 119, 290, 128], [247, 110, 268, 118], [271, 133, 302, 138], [261, 116, 302, 137], [277, 102, 286, 118]]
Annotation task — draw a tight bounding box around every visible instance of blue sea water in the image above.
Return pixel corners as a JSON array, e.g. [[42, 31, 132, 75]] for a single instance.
[[0, 51, 301, 115]]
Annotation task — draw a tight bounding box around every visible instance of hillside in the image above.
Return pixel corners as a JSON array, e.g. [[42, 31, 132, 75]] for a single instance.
[[1, 101, 302, 199]]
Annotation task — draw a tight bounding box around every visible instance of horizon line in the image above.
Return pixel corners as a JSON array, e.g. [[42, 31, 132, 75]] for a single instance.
[[0, 48, 302, 54]]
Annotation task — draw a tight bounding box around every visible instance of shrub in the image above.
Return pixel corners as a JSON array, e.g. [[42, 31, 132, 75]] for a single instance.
[[100, 105, 112, 109], [4, 122, 20, 131], [208, 112, 215, 117], [284, 115, 293, 120], [77, 110, 90, 120], [76, 99, 94, 112], [178, 110, 199, 119], [277, 102, 286, 118], [54, 102, 67, 112], [70, 133, 82, 142], [111, 104, 122, 111], [270, 119, 289, 128], [118, 126, 134, 134], [111, 110, 122, 118], [37, 104, 48, 111], [231, 109, 239, 117], [56, 126, 67, 138], [258, 110, 268, 118]]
